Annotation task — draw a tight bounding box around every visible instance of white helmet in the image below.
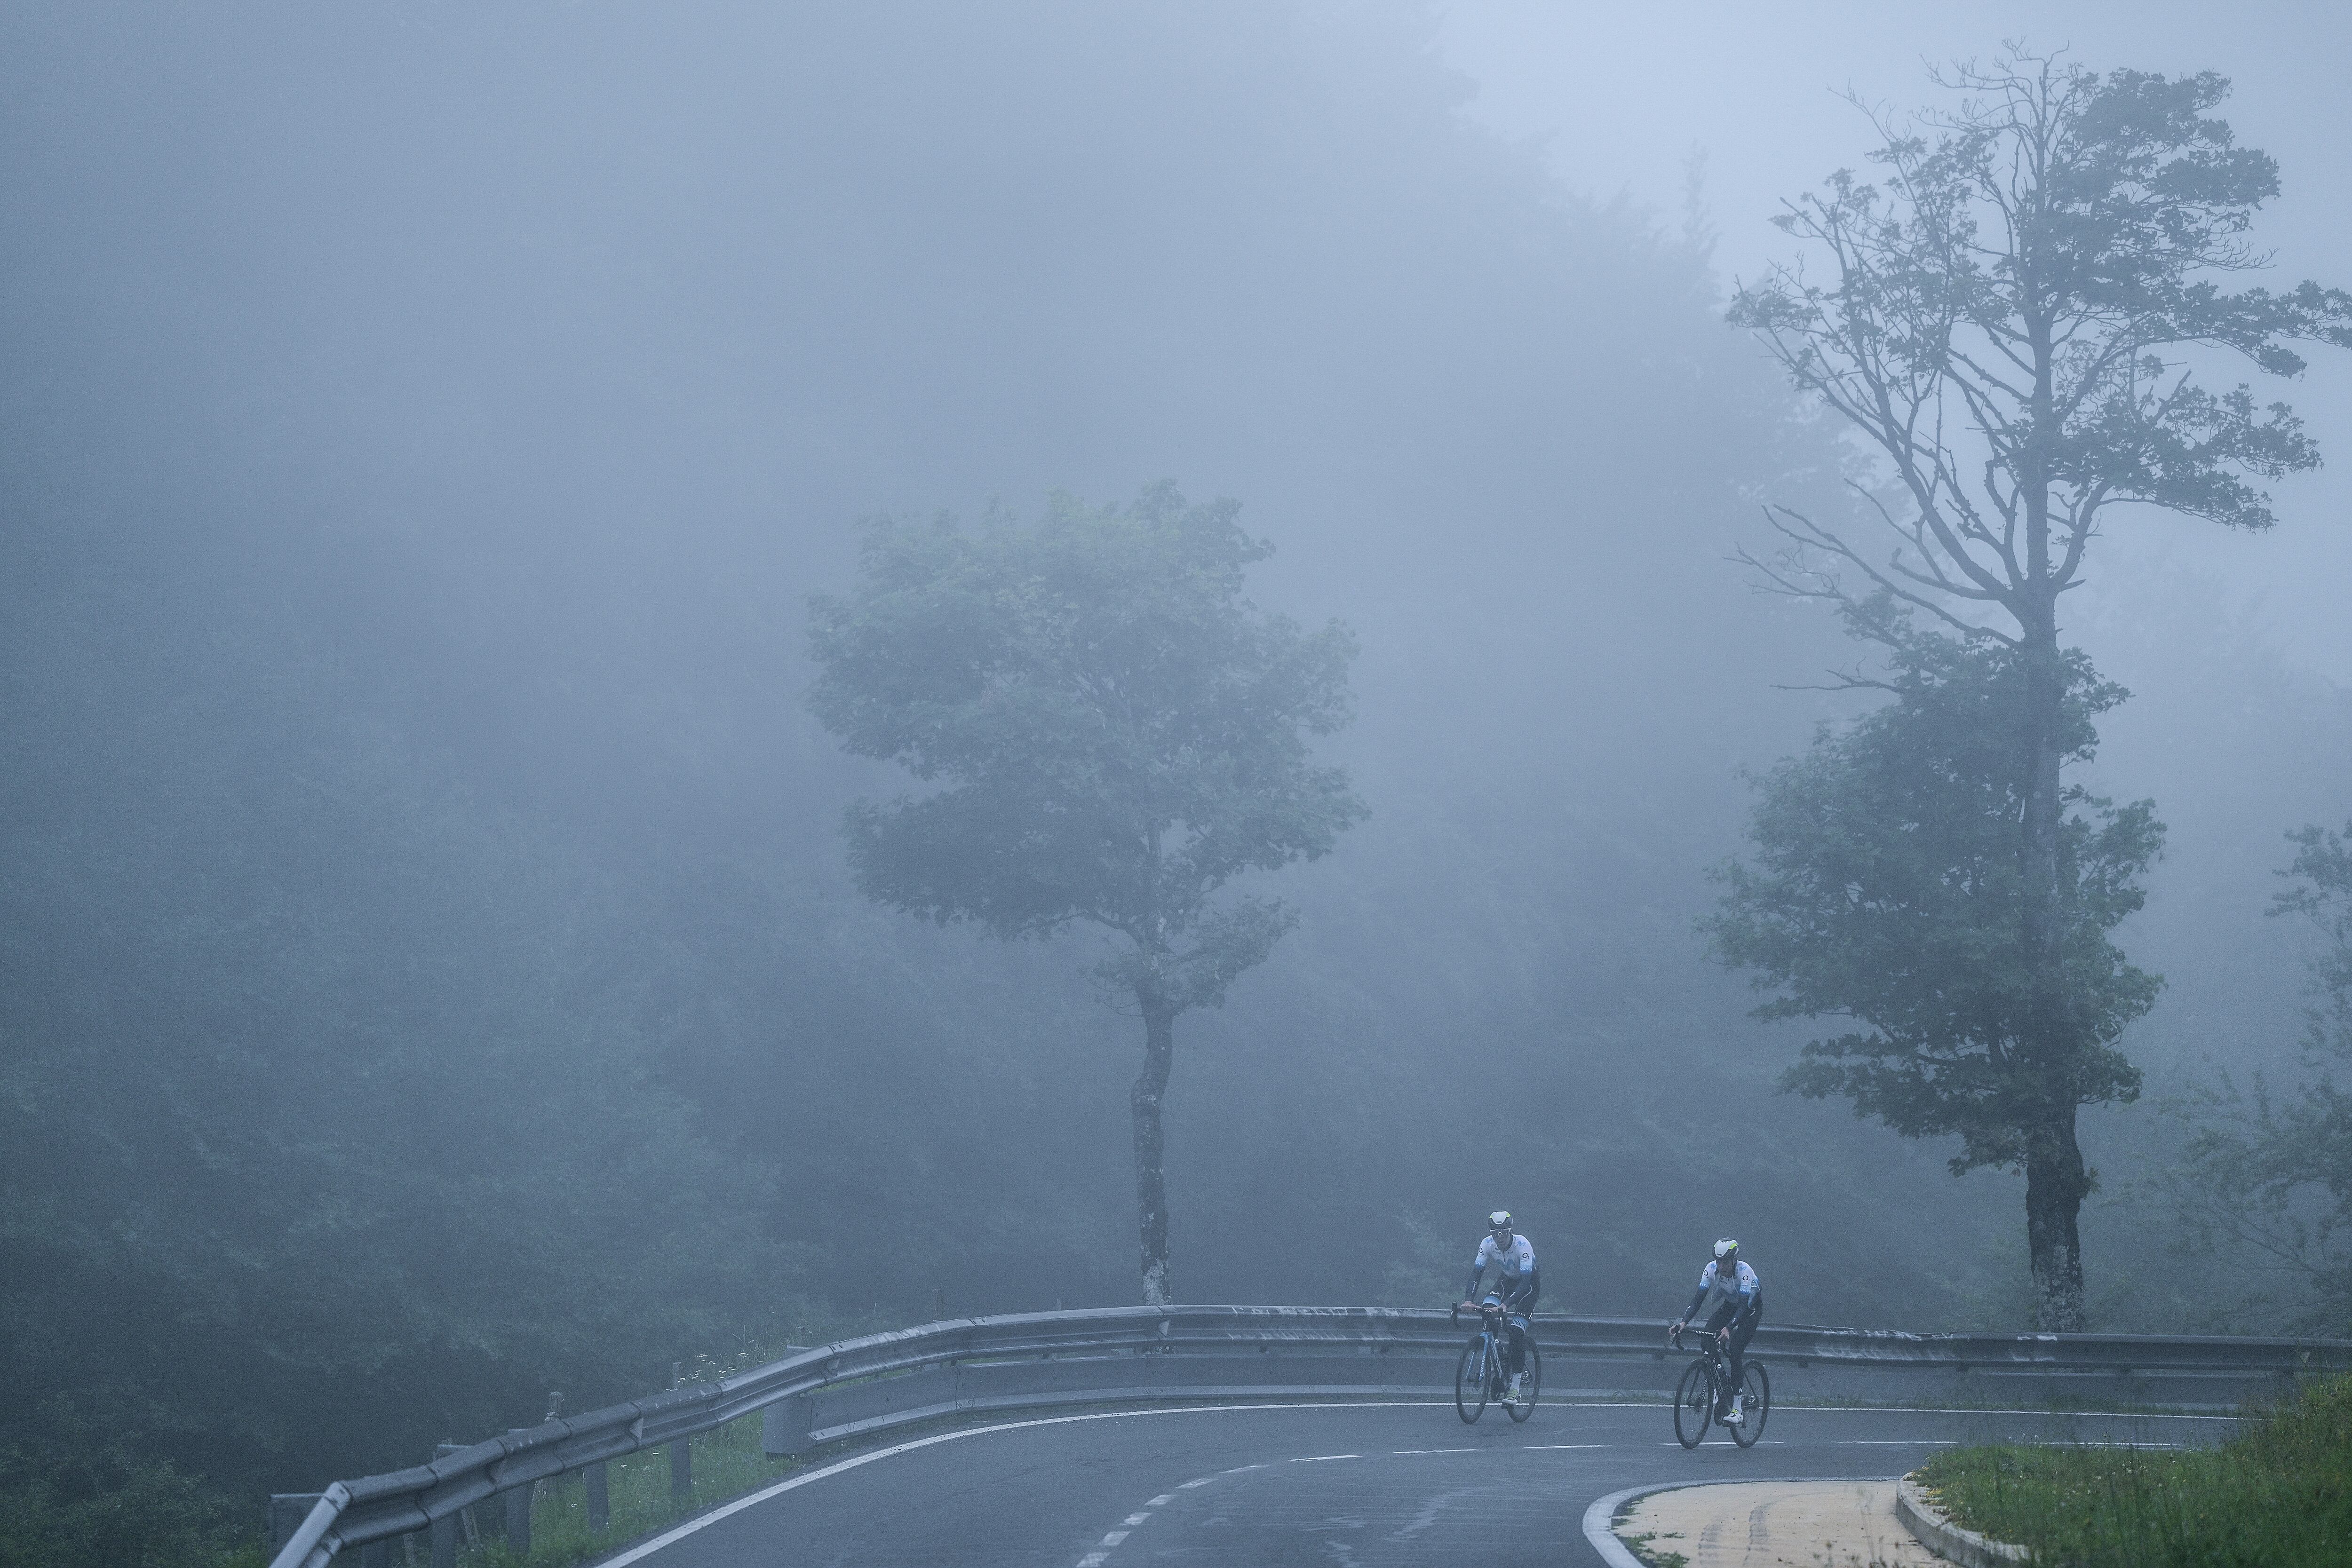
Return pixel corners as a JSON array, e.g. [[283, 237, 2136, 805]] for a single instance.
[[1714, 1238, 1739, 1259], [1487, 1211, 1514, 1234]]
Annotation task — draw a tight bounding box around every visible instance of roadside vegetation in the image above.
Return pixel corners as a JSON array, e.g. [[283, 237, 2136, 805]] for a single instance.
[[1919, 1373, 2352, 1567], [462, 1411, 791, 1568]]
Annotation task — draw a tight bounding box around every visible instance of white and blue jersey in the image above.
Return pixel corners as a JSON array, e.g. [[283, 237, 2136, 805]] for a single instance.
[[1685, 1259, 1761, 1329], [1466, 1233, 1539, 1311]]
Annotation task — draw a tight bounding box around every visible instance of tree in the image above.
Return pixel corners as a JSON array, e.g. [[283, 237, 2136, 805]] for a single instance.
[[806, 484, 1365, 1305], [2166, 822, 2352, 1333], [1725, 52, 2352, 1330], [1707, 600, 2162, 1327]]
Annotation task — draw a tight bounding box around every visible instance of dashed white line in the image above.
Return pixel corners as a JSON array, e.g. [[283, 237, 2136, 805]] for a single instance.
[[1292, 1453, 1361, 1462], [1146, 1494, 1176, 1506], [1391, 1447, 1479, 1454], [591, 1403, 1379, 1566], [1099, 1529, 1129, 1545]]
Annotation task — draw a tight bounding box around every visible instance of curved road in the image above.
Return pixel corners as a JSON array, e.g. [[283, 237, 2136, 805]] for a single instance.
[[599, 1395, 2228, 1566]]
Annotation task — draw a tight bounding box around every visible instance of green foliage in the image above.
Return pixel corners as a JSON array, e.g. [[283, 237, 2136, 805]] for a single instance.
[[1706, 600, 2164, 1174], [1920, 1373, 2352, 1567], [0, 528, 801, 1503], [2166, 821, 2352, 1332], [1378, 1212, 1463, 1308], [0, 1404, 253, 1568], [808, 483, 1364, 1010]]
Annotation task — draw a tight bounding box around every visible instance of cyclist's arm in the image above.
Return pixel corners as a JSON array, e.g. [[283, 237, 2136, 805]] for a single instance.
[[1735, 1286, 1763, 1331], [1464, 1264, 1487, 1301], [1680, 1285, 1708, 1321]]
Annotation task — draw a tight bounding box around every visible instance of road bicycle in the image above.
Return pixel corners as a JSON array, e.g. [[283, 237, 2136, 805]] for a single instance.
[[1668, 1322, 1769, 1449], [1451, 1295, 1540, 1424]]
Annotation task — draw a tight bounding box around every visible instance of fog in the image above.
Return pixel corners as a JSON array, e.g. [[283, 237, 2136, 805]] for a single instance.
[[3, 0, 2347, 1535]]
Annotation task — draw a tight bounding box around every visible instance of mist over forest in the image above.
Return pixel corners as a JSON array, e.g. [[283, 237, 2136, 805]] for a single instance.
[[5, 3, 2350, 1559]]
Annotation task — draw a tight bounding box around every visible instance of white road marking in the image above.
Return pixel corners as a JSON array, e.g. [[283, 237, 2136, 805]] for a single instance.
[[1292, 1453, 1361, 1461], [1099, 1529, 1129, 1545], [591, 1394, 2227, 1564], [1391, 1447, 1479, 1454], [1146, 1494, 1176, 1506], [1120, 1512, 1152, 1526], [1177, 1477, 1216, 1489], [1075, 1554, 1108, 1568], [591, 1404, 1397, 1565]]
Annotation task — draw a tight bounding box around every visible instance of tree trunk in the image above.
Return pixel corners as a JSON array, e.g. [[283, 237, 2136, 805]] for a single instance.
[[2023, 1105, 2090, 1332], [2015, 297, 2083, 1328], [2017, 622, 2087, 1331], [1131, 996, 1176, 1306]]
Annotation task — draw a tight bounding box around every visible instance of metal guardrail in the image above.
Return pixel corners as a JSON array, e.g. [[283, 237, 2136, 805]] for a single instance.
[[267, 1306, 2352, 1568]]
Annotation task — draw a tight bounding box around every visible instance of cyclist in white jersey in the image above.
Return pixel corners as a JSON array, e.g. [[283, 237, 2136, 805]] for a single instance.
[[1670, 1239, 1763, 1421], [1456, 1210, 1540, 1397]]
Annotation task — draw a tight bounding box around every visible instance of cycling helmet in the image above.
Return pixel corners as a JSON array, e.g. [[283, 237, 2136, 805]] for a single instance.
[[1714, 1238, 1739, 1259], [1487, 1210, 1514, 1233]]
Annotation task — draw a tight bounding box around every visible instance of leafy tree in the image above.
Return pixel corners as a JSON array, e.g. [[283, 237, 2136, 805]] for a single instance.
[[1707, 600, 2164, 1327], [2166, 823, 2352, 1333], [1726, 52, 2352, 1328], [807, 484, 1364, 1304]]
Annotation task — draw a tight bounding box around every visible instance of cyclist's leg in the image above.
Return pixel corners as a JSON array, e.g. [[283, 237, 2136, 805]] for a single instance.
[[1727, 1312, 1759, 1394], [1501, 1279, 1534, 1374], [1703, 1305, 1739, 1410]]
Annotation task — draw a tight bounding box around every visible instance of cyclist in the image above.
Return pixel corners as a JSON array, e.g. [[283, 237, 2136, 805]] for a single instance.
[[1456, 1210, 1540, 1398], [1670, 1239, 1762, 1422]]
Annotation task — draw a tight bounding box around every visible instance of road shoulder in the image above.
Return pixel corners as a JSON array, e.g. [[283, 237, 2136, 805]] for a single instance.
[[1592, 1478, 1950, 1568]]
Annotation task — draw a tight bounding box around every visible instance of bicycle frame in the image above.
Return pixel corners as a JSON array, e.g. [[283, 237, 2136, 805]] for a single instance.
[[1671, 1323, 1731, 1391], [1668, 1321, 1766, 1449]]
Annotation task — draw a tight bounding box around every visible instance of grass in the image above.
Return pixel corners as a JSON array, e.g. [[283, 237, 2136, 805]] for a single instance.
[[398, 1409, 798, 1568], [1917, 1372, 2352, 1567], [1616, 1528, 1690, 1568]]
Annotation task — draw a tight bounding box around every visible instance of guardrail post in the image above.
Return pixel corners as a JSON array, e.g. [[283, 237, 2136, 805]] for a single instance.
[[586, 1459, 610, 1533], [671, 1433, 692, 1505], [268, 1495, 324, 1556], [501, 1404, 560, 1557], [430, 1442, 463, 1568], [503, 1481, 533, 1556], [762, 1393, 815, 1457]]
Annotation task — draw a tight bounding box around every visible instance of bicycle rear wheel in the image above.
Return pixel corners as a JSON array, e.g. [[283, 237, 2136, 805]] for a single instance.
[[1506, 1339, 1541, 1422], [1454, 1340, 1488, 1424], [1671, 1359, 1711, 1449], [1730, 1362, 1770, 1448]]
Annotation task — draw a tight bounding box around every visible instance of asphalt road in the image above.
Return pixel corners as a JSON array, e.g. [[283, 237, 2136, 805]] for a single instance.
[[602, 1396, 2230, 1568]]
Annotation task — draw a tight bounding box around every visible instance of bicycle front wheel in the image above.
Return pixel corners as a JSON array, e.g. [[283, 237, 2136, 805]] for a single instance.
[[1507, 1339, 1541, 1422], [1455, 1340, 1488, 1424], [1731, 1361, 1770, 1448], [1671, 1359, 1711, 1449]]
